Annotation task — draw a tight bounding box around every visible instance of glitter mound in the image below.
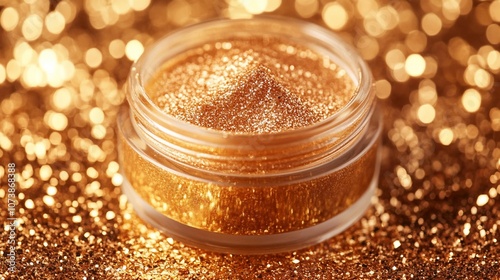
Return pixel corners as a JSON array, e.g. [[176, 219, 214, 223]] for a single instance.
[[187, 65, 320, 133], [148, 37, 355, 133]]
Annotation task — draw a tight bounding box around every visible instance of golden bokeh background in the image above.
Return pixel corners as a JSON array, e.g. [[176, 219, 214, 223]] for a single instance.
[[1, 0, 499, 278]]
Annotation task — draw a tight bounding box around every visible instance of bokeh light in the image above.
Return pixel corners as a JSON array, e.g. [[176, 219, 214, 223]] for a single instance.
[[461, 89, 482, 113], [405, 54, 426, 77], [421, 13, 442, 36], [0, 7, 19, 31], [322, 2, 349, 31], [125, 40, 144, 61], [417, 104, 436, 124]]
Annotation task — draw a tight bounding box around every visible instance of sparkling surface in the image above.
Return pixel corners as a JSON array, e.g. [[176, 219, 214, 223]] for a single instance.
[[1, 0, 500, 279], [149, 38, 354, 133]]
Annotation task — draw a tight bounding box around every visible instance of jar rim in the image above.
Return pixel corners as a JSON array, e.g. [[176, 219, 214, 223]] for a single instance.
[[127, 16, 374, 142]]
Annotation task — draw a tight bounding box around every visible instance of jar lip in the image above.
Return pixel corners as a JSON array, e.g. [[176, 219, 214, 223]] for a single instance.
[[129, 16, 374, 139]]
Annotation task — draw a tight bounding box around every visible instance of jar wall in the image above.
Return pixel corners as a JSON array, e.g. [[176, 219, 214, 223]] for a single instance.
[[119, 108, 381, 235]]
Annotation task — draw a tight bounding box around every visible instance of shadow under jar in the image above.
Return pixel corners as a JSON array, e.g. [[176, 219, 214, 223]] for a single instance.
[[117, 17, 382, 254]]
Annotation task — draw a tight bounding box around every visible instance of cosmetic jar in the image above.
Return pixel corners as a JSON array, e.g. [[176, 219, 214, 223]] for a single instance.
[[118, 17, 382, 254]]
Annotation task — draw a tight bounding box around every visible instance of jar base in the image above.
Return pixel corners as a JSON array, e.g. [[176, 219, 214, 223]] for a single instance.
[[121, 169, 379, 255]]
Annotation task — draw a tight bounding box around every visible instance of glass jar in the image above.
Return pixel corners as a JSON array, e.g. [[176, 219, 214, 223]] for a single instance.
[[117, 17, 382, 254]]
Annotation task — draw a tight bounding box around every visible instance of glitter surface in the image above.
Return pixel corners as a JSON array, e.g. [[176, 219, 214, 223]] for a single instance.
[[1, 0, 500, 279], [148, 38, 354, 133]]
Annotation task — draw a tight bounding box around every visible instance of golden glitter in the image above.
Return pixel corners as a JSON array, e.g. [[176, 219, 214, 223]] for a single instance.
[[1, 0, 499, 278], [121, 19, 379, 240], [149, 37, 354, 133]]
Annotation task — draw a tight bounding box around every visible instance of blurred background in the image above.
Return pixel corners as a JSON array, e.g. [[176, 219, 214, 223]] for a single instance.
[[0, 0, 499, 278]]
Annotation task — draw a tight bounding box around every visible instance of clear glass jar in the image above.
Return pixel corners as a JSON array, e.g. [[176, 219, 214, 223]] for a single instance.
[[117, 17, 382, 254]]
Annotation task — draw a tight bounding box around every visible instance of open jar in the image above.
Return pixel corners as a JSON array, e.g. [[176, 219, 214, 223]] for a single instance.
[[117, 17, 382, 254]]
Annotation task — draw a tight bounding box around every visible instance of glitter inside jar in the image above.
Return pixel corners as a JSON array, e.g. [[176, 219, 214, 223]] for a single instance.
[[118, 17, 382, 254]]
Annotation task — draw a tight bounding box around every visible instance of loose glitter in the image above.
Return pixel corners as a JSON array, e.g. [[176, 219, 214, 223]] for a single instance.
[[147, 37, 354, 133]]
